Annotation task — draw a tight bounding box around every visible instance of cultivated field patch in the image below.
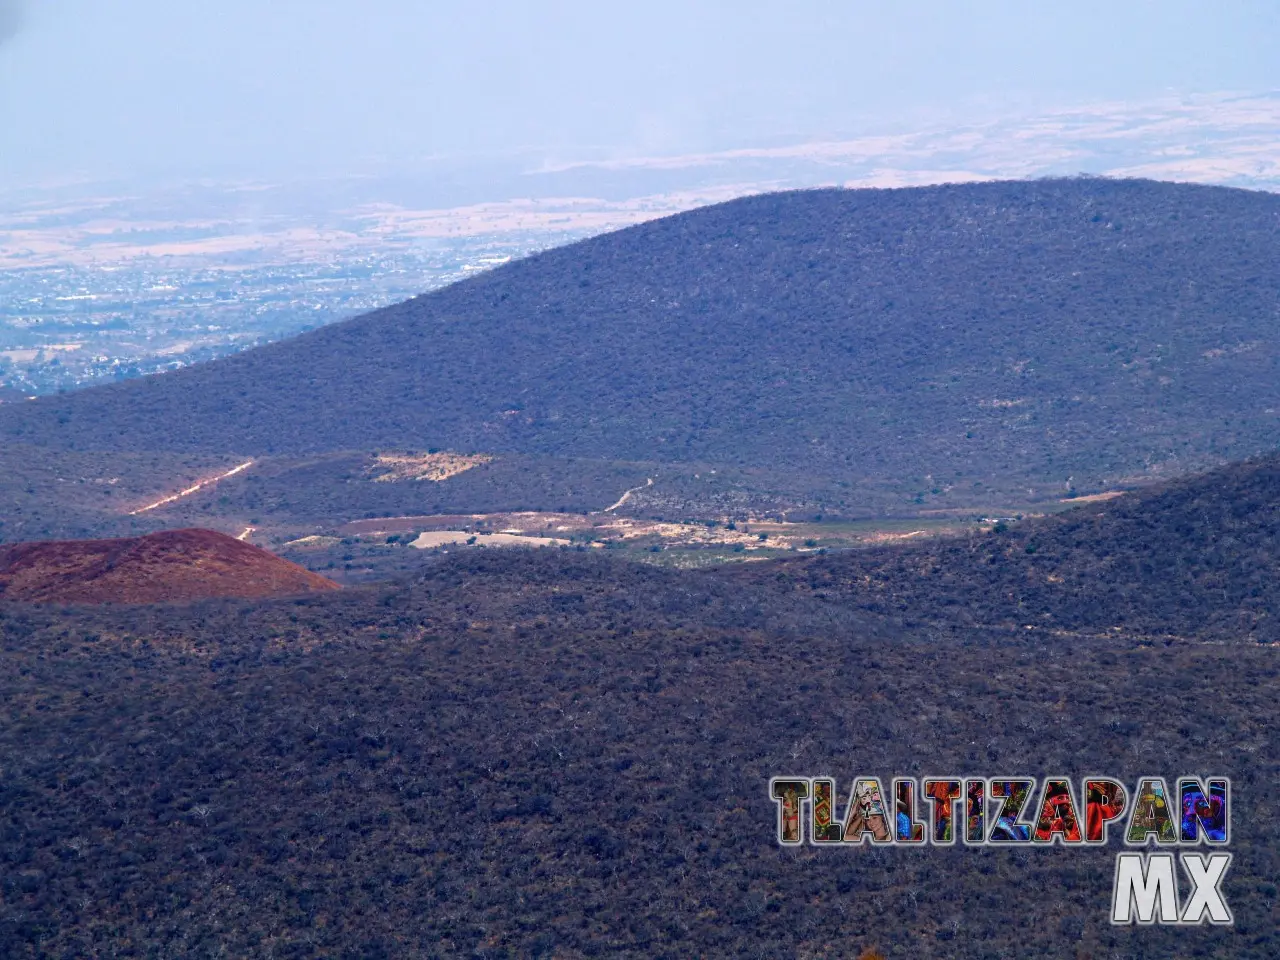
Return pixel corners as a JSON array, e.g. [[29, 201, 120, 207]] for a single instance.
[[370, 451, 494, 482]]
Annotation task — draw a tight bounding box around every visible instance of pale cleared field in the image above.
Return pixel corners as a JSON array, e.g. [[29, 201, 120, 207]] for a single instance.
[[409, 531, 571, 549]]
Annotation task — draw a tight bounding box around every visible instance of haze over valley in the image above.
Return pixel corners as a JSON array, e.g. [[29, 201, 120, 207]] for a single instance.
[[5, 91, 1280, 395]]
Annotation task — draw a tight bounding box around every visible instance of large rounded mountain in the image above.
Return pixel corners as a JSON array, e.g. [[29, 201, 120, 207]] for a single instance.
[[6, 178, 1280, 490]]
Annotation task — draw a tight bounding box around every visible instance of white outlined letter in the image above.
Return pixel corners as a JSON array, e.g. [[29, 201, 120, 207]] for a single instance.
[[1180, 853, 1233, 925], [1112, 853, 1179, 924]]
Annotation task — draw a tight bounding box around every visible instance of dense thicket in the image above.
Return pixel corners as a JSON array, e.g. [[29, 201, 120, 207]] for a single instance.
[[6, 179, 1280, 497], [1, 552, 1276, 957], [737, 451, 1280, 642], [0, 446, 244, 545]]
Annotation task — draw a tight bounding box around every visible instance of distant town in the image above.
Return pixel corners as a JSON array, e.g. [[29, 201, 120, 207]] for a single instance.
[[0, 233, 578, 395], [5, 89, 1278, 397]]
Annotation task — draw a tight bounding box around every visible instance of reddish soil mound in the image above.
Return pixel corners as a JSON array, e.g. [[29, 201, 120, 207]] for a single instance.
[[0, 528, 340, 604]]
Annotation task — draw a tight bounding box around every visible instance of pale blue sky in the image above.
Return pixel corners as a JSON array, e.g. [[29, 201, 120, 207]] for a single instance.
[[2, 1, 1279, 186]]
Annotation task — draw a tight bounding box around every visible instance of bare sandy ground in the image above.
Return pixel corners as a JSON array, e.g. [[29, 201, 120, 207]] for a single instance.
[[1059, 490, 1126, 505], [371, 452, 493, 483], [342, 511, 866, 552], [409, 531, 570, 549]]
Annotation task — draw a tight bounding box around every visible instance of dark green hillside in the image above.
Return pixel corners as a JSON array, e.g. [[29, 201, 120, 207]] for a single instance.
[[1, 552, 1276, 957], [6, 178, 1280, 500], [0, 445, 258, 544], [737, 450, 1280, 642]]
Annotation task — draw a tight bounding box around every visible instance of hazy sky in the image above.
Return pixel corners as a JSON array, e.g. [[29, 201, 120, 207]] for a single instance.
[[2, 1, 1279, 186]]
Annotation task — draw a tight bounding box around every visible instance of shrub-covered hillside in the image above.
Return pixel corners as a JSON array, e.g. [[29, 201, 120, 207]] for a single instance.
[[6, 178, 1280, 498], [1, 551, 1276, 957], [737, 450, 1280, 642]]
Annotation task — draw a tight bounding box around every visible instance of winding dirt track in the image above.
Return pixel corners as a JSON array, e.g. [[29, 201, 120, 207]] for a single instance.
[[604, 477, 653, 513], [127, 460, 254, 516]]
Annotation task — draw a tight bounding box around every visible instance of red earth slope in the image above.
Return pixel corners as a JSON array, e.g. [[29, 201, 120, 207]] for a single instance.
[[0, 528, 339, 604]]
